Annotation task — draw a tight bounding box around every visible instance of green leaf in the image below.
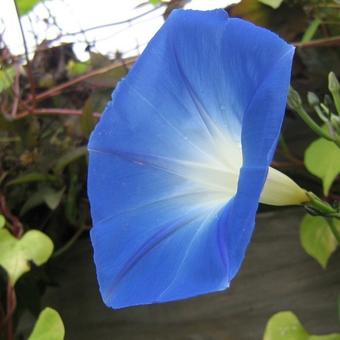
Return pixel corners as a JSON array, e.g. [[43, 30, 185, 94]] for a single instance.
[[86, 66, 127, 88], [258, 0, 283, 9], [264, 311, 340, 340], [44, 188, 65, 210], [28, 307, 65, 340], [20, 186, 64, 215], [17, 0, 42, 15], [0, 229, 53, 284], [0, 67, 16, 93], [20, 190, 46, 216], [7, 172, 57, 186], [300, 214, 339, 268], [66, 60, 90, 77], [301, 18, 321, 43], [80, 98, 95, 138], [305, 137, 340, 195], [54, 146, 87, 174], [310, 335, 340, 340], [0, 215, 5, 229], [264, 311, 308, 340]]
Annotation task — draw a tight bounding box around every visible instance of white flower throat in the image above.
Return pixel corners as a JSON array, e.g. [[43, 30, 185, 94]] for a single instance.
[[184, 128, 308, 207]]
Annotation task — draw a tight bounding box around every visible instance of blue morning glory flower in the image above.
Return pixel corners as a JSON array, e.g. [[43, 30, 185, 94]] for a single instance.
[[87, 9, 305, 309]]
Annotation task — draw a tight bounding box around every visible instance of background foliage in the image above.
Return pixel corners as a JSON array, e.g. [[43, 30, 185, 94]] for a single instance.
[[0, 0, 340, 339]]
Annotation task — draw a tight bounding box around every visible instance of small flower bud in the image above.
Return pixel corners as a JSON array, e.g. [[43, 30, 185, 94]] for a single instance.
[[287, 87, 302, 111], [307, 92, 319, 107], [328, 72, 340, 116], [329, 72, 340, 93], [260, 167, 309, 206]]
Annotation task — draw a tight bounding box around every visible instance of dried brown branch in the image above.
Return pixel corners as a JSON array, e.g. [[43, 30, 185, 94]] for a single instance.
[[25, 56, 136, 104], [60, 5, 164, 38], [293, 35, 340, 48], [15, 108, 101, 120], [0, 194, 23, 237]]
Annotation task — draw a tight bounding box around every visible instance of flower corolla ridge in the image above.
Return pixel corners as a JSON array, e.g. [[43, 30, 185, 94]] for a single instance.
[[87, 9, 305, 309]]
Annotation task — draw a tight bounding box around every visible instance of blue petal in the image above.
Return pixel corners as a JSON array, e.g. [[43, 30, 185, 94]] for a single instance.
[[88, 9, 294, 308]]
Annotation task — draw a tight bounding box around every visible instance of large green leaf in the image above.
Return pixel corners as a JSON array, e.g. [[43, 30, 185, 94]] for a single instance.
[[17, 0, 42, 15], [264, 311, 340, 340], [300, 214, 339, 268], [0, 229, 53, 284], [264, 311, 308, 340], [305, 137, 340, 195], [28, 307, 65, 340], [258, 0, 283, 9]]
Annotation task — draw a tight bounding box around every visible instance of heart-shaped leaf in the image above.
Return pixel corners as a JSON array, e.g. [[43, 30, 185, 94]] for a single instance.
[[0, 229, 53, 285], [264, 311, 308, 340], [305, 137, 340, 195], [300, 214, 339, 268], [264, 311, 340, 340], [28, 307, 65, 340]]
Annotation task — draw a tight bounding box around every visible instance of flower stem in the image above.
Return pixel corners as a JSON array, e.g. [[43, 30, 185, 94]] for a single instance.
[[6, 282, 15, 340], [279, 135, 302, 165], [52, 227, 86, 258], [295, 106, 334, 141], [288, 87, 340, 147], [304, 192, 340, 218]]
